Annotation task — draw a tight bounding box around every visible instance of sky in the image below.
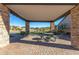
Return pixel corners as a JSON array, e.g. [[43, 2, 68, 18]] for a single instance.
[[10, 13, 64, 28]]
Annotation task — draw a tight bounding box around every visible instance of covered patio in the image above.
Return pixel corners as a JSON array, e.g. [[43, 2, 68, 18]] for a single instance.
[[0, 3, 79, 54]]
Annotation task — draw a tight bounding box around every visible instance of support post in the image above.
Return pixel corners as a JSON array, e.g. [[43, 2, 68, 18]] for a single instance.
[[26, 21, 30, 34], [0, 4, 10, 47], [50, 21, 55, 32], [71, 5, 79, 49]]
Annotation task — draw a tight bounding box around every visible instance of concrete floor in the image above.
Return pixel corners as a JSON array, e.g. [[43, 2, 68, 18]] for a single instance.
[[0, 34, 79, 55]]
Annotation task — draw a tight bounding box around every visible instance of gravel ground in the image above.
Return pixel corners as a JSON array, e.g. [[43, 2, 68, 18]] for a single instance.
[[0, 34, 79, 55]]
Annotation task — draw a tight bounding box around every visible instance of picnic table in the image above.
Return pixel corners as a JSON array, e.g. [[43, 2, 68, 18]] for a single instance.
[[39, 33, 56, 42]]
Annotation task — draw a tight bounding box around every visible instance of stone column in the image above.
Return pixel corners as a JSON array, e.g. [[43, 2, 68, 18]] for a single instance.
[[50, 21, 55, 32], [26, 21, 30, 34], [0, 4, 10, 47], [71, 5, 79, 49]]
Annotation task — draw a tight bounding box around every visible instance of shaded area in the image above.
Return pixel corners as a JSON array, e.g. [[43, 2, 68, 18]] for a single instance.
[[10, 33, 27, 43], [32, 38, 42, 41], [10, 34, 78, 51], [56, 34, 70, 41], [18, 40, 79, 51]]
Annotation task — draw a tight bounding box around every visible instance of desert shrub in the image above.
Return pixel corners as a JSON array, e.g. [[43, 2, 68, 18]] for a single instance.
[[20, 31, 26, 35]]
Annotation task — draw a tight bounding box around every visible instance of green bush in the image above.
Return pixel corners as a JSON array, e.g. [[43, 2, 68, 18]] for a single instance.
[[20, 31, 26, 35]]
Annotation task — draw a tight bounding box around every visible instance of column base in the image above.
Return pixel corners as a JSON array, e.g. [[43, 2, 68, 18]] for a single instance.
[[71, 39, 79, 49], [0, 41, 9, 48], [0, 42, 9, 48]]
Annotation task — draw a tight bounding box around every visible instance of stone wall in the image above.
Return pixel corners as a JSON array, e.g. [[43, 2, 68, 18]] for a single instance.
[[26, 21, 30, 34], [71, 5, 79, 49], [50, 21, 55, 32], [0, 4, 9, 47]]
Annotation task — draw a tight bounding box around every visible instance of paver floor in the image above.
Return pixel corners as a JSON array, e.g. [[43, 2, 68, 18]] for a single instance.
[[0, 34, 79, 55]]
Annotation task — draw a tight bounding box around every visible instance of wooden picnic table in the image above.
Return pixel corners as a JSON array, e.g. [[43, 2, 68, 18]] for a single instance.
[[33, 33, 56, 42], [39, 33, 54, 39]]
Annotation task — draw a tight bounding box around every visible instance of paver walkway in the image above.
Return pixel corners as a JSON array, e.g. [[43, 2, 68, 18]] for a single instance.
[[0, 34, 79, 55]]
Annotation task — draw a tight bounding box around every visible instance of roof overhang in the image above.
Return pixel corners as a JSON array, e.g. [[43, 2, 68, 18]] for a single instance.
[[4, 3, 76, 22]]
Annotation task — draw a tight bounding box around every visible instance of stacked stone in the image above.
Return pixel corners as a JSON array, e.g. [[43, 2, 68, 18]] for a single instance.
[[50, 21, 55, 32], [0, 4, 9, 47], [0, 16, 9, 47], [26, 21, 30, 34], [71, 5, 79, 49]]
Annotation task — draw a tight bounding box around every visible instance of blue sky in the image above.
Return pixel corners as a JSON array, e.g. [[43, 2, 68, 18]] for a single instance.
[[10, 13, 25, 27], [10, 13, 64, 28], [30, 22, 50, 28]]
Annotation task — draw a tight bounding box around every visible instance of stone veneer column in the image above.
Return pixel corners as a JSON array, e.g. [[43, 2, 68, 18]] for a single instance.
[[50, 21, 55, 32], [71, 5, 79, 49], [0, 4, 10, 47], [26, 21, 30, 34]]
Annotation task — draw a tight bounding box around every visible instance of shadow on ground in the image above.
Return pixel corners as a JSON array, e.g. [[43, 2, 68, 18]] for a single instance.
[[18, 40, 79, 51], [56, 34, 70, 41], [10, 33, 79, 51], [10, 33, 27, 43]]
